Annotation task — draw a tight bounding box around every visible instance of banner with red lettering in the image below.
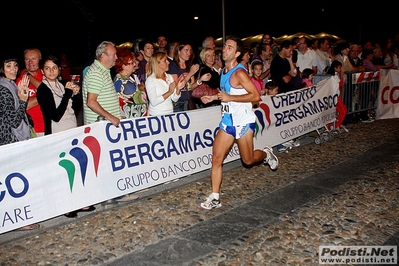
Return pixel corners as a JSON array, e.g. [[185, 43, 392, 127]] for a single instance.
[[376, 69, 399, 119]]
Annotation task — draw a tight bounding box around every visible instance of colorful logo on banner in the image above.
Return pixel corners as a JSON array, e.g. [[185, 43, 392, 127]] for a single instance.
[[58, 127, 101, 192], [254, 102, 272, 137]]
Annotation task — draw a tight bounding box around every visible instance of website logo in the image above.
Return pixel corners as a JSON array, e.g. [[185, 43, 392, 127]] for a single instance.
[[319, 246, 397, 264], [58, 127, 101, 192]]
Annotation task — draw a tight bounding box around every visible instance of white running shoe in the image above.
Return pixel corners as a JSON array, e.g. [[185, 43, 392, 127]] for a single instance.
[[277, 145, 290, 153], [289, 139, 300, 147], [277, 141, 293, 153], [263, 146, 279, 170], [199, 194, 221, 210]]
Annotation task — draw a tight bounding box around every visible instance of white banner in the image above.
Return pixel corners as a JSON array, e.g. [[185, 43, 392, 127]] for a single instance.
[[0, 77, 338, 233], [376, 69, 399, 119]]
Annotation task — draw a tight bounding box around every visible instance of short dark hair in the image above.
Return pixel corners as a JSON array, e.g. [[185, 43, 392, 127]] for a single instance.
[[251, 60, 263, 69], [0, 53, 19, 78], [302, 68, 315, 79], [40, 55, 60, 69], [138, 39, 153, 51], [279, 40, 292, 51], [265, 80, 279, 90], [361, 49, 374, 60], [226, 35, 244, 61], [335, 41, 350, 55], [326, 60, 342, 75]]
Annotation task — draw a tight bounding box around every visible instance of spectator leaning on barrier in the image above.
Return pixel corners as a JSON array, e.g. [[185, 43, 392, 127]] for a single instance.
[[251, 44, 273, 84], [348, 44, 367, 73], [296, 36, 318, 75], [36, 55, 96, 217], [82, 41, 122, 206], [197, 47, 220, 108], [16, 48, 44, 136], [113, 48, 148, 119], [300, 68, 315, 88], [145, 51, 186, 116], [326, 60, 348, 132], [264, 80, 279, 96], [372, 47, 396, 69], [270, 40, 297, 94], [250, 60, 265, 96], [36, 55, 79, 135], [0, 55, 30, 145], [361, 49, 379, 72], [381, 38, 396, 66], [82, 41, 120, 126], [167, 42, 200, 112], [0, 54, 39, 231], [290, 50, 302, 90], [315, 37, 332, 74], [333, 41, 352, 74]]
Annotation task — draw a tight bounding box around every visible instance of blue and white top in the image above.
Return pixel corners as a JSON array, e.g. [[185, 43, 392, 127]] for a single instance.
[[219, 63, 256, 127]]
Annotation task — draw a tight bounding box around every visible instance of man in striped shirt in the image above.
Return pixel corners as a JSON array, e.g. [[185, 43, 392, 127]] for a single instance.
[[83, 41, 120, 126]]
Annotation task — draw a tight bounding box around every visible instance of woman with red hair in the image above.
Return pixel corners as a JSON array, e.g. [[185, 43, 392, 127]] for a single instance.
[[114, 48, 148, 118]]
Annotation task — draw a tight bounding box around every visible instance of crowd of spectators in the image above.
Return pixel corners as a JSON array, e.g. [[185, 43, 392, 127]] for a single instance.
[[1, 32, 399, 227]]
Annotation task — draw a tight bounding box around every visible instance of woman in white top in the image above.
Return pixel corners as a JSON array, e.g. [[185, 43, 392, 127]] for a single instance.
[[145, 52, 186, 116]]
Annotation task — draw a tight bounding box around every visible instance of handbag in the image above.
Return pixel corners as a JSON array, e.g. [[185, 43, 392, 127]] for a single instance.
[[191, 83, 218, 98], [187, 90, 197, 110]]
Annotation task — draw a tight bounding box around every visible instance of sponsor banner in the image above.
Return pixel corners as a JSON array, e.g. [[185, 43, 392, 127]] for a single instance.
[[0, 77, 338, 233], [319, 246, 397, 264], [376, 69, 399, 119]]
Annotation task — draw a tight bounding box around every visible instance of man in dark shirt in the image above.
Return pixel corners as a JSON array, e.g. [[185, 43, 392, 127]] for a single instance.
[[270, 40, 297, 93]]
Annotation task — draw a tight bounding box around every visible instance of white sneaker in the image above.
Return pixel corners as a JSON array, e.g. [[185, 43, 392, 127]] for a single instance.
[[362, 117, 374, 123], [277, 145, 289, 153], [199, 194, 221, 210], [289, 139, 300, 147], [282, 141, 294, 149], [263, 146, 279, 170]]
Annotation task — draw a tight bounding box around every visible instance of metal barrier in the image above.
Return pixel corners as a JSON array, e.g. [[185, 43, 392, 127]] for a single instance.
[[342, 71, 380, 116], [314, 71, 380, 117]]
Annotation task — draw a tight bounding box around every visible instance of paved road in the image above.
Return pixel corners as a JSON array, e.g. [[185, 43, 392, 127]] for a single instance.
[[1, 118, 398, 266]]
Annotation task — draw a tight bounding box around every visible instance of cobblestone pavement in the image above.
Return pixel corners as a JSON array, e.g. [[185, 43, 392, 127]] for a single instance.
[[0, 118, 398, 266]]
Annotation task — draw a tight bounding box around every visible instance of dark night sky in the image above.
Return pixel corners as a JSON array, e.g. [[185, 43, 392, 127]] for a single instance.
[[4, 1, 396, 66]]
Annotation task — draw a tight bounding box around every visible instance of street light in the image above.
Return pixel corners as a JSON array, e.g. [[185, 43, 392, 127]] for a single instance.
[[222, 0, 226, 43]]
